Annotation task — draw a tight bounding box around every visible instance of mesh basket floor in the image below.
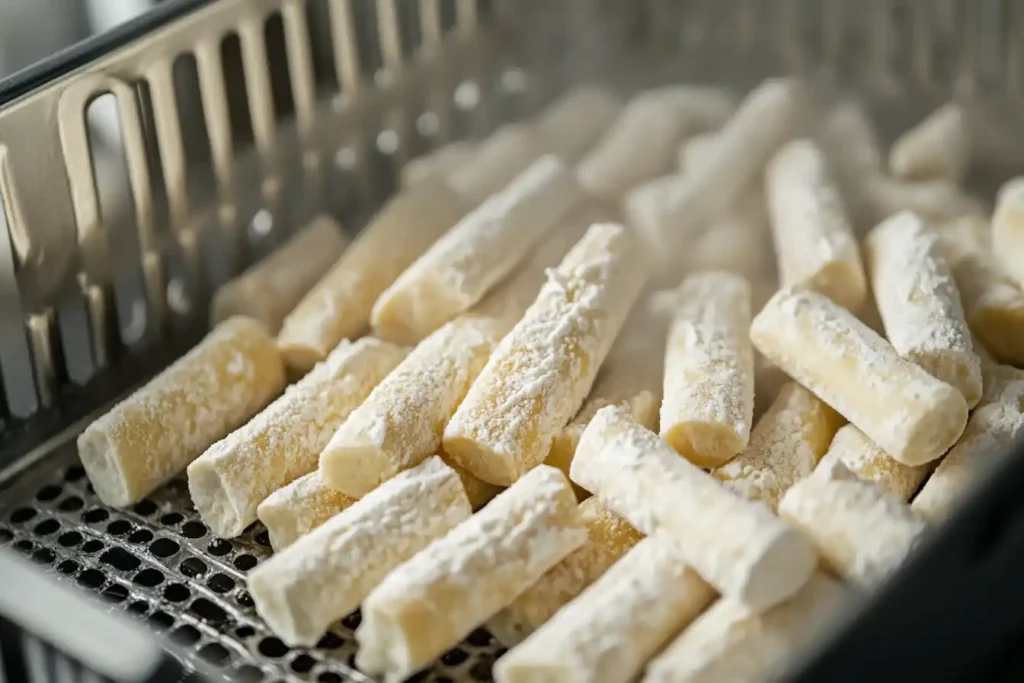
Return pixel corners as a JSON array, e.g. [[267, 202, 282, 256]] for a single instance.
[[0, 440, 507, 682]]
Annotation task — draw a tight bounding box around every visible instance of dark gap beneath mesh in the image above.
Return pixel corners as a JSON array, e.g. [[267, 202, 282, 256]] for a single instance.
[[181, 521, 206, 539], [82, 508, 109, 524], [76, 568, 105, 589], [106, 519, 133, 535], [148, 611, 175, 631], [189, 598, 228, 624], [132, 499, 158, 516], [163, 583, 191, 602], [101, 547, 141, 572], [31, 548, 55, 565], [36, 485, 62, 502], [63, 466, 85, 482], [180, 557, 207, 577], [133, 568, 165, 587], [198, 642, 232, 667], [11, 508, 36, 524], [149, 538, 180, 557], [170, 624, 201, 646], [101, 584, 129, 603], [258, 637, 289, 658], [58, 497, 83, 512], [207, 573, 235, 593], [33, 519, 60, 536], [128, 529, 153, 544]]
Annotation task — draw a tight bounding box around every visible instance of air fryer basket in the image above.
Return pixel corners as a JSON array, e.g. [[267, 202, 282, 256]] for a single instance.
[[3, 1, 1024, 682]]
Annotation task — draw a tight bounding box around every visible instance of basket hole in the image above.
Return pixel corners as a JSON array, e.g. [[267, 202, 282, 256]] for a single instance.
[[441, 648, 468, 666], [57, 560, 79, 575], [101, 547, 141, 572], [235, 665, 264, 683], [317, 674, 341, 683], [188, 598, 227, 624], [77, 568, 106, 589], [133, 568, 165, 587], [235, 626, 255, 639], [341, 609, 361, 629], [236, 590, 255, 608], [128, 529, 153, 544], [160, 512, 183, 526], [81, 539, 104, 553], [181, 521, 207, 539], [258, 637, 290, 658], [31, 548, 56, 565], [207, 573, 235, 594], [149, 537, 180, 557], [11, 507, 36, 524], [59, 496, 84, 512], [290, 655, 315, 673], [169, 624, 201, 646], [127, 600, 149, 615], [33, 519, 60, 536], [0, 528, 12, 543], [64, 466, 85, 481], [347, 653, 358, 670], [207, 539, 231, 556], [107, 520, 133, 536], [82, 508, 109, 524], [467, 628, 492, 647], [36, 485, 62, 502], [233, 554, 258, 571], [101, 584, 129, 603], [317, 632, 344, 649], [148, 610, 174, 631], [198, 642, 232, 667], [469, 659, 494, 681], [132, 499, 158, 516], [180, 557, 208, 577], [163, 583, 191, 602]]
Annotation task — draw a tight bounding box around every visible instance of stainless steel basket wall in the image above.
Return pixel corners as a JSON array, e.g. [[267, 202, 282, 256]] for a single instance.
[[0, 0, 524, 431]]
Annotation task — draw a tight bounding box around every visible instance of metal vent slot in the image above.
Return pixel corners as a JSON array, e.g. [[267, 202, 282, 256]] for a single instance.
[[83, 92, 155, 351], [0, 163, 36, 420], [305, 0, 340, 100], [264, 13, 297, 125], [352, 0, 384, 86]]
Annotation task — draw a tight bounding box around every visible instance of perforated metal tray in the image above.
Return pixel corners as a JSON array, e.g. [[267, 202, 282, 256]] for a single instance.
[[0, 427, 509, 683]]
